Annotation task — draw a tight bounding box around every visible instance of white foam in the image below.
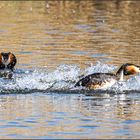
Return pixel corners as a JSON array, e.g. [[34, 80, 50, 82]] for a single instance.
[[0, 62, 139, 94]]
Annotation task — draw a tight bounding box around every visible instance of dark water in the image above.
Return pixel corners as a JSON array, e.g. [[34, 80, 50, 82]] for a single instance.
[[0, 1, 140, 139]]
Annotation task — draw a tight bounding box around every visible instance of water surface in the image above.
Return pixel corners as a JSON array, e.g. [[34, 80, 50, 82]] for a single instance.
[[0, 1, 140, 139]]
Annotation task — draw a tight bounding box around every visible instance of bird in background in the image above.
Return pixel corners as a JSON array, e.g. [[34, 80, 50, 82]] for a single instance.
[[0, 52, 17, 78]]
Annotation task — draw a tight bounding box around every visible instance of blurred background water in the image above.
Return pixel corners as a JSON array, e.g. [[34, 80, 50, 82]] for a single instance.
[[0, 0, 140, 139]]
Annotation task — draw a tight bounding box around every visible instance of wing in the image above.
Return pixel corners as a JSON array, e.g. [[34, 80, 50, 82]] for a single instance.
[[75, 73, 117, 89]]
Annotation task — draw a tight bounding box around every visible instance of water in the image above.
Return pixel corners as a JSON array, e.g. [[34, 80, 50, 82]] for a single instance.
[[1, 93, 140, 139], [0, 0, 140, 139]]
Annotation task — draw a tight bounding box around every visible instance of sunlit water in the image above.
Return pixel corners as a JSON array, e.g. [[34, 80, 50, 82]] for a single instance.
[[0, 1, 140, 139]]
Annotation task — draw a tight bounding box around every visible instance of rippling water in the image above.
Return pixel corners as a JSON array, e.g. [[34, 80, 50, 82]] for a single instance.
[[0, 0, 140, 139]]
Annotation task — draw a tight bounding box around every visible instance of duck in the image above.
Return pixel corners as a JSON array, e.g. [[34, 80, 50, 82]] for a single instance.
[[74, 63, 140, 90], [0, 52, 17, 78]]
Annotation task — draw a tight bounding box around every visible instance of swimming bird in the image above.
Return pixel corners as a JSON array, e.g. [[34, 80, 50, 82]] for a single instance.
[[75, 63, 140, 89], [0, 52, 17, 71], [0, 52, 17, 79]]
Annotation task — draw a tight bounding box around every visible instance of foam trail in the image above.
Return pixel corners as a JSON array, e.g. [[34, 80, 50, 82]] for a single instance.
[[0, 62, 140, 94]]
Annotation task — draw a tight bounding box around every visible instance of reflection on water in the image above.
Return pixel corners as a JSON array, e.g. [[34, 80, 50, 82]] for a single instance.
[[0, 1, 140, 69], [0, 0, 140, 139], [0, 93, 140, 139]]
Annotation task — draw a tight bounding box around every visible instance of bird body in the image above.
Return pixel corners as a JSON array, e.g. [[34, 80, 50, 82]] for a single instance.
[[75, 73, 117, 89]]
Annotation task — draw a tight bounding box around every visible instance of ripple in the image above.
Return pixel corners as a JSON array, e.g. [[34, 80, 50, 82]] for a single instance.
[[79, 125, 98, 129], [24, 120, 38, 124]]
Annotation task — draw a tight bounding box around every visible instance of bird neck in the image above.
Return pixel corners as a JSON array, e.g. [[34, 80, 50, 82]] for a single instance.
[[116, 66, 124, 81]]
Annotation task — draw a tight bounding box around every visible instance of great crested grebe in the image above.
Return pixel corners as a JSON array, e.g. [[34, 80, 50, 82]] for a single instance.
[[75, 63, 140, 89], [0, 52, 17, 71], [0, 52, 17, 78]]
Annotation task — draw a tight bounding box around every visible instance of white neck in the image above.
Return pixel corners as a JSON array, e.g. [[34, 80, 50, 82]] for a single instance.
[[119, 69, 124, 81]]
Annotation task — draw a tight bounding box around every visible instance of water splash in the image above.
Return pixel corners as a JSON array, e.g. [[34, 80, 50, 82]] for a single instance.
[[0, 62, 140, 94]]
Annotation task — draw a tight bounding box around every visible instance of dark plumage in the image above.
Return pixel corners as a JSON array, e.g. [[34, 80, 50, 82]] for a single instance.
[[75, 73, 116, 88]]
